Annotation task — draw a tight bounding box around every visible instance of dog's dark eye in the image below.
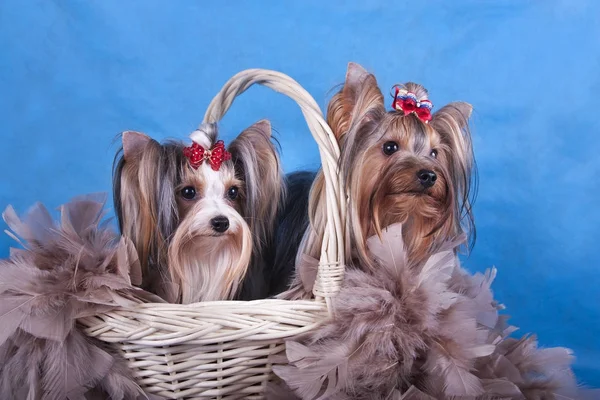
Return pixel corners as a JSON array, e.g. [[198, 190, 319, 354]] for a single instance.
[[227, 186, 239, 200], [181, 186, 196, 200], [383, 141, 399, 156], [430, 149, 438, 158]]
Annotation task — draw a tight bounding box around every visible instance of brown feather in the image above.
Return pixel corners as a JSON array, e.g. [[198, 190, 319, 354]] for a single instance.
[[270, 223, 578, 400], [0, 194, 164, 399]]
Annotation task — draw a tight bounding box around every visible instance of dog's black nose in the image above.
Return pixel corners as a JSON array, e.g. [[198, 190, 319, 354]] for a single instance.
[[417, 169, 437, 188], [210, 216, 230, 233]]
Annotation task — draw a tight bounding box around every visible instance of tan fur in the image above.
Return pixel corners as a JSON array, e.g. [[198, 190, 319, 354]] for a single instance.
[[118, 135, 166, 279], [290, 63, 476, 298], [168, 212, 252, 302]]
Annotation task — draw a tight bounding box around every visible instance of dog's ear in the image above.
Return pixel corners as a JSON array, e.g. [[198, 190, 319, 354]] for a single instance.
[[114, 131, 178, 281], [122, 130, 152, 160], [228, 120, 284, 250], [326, 62, 385, 141], [431, 101, 476, 246], [431, 101, 473, 167], [432, 102, 472, 128]]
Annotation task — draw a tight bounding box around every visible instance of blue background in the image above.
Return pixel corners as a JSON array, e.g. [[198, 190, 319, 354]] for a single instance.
[[1, 0, 598, 387]]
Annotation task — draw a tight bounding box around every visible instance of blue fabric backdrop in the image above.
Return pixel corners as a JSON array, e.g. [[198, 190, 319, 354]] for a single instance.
[[1, 0, 598, 387]]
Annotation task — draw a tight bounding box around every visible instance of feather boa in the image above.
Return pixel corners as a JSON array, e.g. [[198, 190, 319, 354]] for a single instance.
[[269, 223, 582, 400], [0, 194, 165, 400]]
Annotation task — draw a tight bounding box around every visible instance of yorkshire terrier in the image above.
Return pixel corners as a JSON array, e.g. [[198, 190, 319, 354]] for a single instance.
[[275, 62, 477, 297], [112, 120, 285, 303]]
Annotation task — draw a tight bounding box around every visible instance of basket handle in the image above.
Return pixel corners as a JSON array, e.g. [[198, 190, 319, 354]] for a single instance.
[[202, 68, 345, 311]]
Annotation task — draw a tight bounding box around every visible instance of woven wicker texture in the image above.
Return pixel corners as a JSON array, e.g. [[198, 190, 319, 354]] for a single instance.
[[81, 69, 346, 399], [202, 68, 346, 303]]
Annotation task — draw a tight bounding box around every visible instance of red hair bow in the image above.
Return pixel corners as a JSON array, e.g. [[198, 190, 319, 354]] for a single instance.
[[391, 87, 433, 123], [183, 140, 231, 171]]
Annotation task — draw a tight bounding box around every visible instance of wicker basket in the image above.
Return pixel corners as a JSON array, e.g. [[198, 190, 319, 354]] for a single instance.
[[79, 69, 346, 399]]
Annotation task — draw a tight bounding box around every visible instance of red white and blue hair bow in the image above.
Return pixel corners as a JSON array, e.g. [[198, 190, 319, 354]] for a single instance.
[[391, 86, 433, 123]]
